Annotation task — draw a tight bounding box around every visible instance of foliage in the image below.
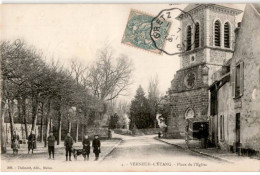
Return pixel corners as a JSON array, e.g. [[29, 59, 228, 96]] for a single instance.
[[130, 86, 153, 129]]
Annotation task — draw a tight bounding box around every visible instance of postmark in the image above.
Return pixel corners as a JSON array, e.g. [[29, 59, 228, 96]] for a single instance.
[[122, 9, 171, 55], [150, 7, 196, 56]]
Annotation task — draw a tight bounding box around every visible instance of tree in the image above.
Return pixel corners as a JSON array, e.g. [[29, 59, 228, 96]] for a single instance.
[[114, 101, 130, 129], [130, 86, 152, 129], [1, 39, 133, 153], [87, 47, 133, 101], [147, 75, 161, 128], [70, 59, 87, 142]]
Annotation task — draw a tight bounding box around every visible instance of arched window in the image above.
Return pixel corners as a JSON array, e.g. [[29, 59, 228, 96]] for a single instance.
[[186, 25, 192, 51], [224, 22, 230, 48], [195, 22, 200, 48], [214, 20, 221, 47]]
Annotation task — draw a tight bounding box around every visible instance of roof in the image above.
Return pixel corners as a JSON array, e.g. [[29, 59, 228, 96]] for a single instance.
[[183, 4, 201, 12], [177, 4, 243, 20], [252, 3, 260, 14]]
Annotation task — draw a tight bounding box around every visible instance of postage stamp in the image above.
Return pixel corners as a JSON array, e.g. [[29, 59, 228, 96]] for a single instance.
[[122, 9, 171, 55]]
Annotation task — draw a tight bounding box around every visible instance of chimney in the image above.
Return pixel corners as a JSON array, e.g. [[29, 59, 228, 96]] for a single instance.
[[234, 22, 241, 42]]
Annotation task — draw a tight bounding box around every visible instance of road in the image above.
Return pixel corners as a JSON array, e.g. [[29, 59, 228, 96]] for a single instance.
[[2, 134, 259, 171], [100, 134, 227, 171]]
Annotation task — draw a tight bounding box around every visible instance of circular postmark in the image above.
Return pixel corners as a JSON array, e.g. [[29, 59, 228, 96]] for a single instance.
[[150, 7, 196, 56]]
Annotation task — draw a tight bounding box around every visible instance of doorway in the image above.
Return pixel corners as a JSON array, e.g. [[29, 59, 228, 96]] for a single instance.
[[235, 113, 241, 152]]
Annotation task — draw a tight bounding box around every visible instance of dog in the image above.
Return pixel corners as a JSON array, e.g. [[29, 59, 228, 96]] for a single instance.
[[71, 148, 89, 160]]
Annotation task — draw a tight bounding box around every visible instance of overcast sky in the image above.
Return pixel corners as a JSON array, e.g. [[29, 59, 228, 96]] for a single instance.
[[1, 4, 245, 102]]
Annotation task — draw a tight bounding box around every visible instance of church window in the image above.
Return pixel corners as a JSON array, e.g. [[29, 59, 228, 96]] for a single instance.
[[195, 22, 200, 48], [186, 25, 192, 51], [185, 108, 195, 119], [214, 20, 221, 47], [224, 22, 230, 48]]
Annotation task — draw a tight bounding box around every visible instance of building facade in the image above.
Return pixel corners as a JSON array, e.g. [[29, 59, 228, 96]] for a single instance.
[[166, 4, 242, 138], [209, 4, 260, 155]]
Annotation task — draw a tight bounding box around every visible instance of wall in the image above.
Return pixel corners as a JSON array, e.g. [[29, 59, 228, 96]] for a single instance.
[[217, 82, 236, 150], [172, 88, 208, 131], [230, 4, 260, 152]]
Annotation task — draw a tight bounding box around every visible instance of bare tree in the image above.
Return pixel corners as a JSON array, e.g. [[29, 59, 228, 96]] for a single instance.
[[87, 47, 133, 101], [148, 74, 162, 128], [70, 59, 87, 142]]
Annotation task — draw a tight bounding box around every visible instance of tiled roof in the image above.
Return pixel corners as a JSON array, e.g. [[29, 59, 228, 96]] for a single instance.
[[183, 3, 243, 13]]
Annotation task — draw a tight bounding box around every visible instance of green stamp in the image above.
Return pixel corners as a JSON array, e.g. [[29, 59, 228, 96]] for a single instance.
[[122, 9, 171, 55]]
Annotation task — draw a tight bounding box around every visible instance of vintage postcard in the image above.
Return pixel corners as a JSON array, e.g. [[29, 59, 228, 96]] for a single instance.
[[1, 3, 260, 172]]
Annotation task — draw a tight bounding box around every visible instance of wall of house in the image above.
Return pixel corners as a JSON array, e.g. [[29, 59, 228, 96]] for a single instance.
[[3, 123, 42, 143], [217, 82, 236, 150], [230, 4, 260, 152]]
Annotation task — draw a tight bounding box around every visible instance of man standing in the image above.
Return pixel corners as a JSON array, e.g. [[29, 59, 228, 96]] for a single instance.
[[28, 131, 36, 154], [92, 135, 101, 161], [64, 132, 73, 161], [82, 135, 90, 161], [47, 132, 55, 159]]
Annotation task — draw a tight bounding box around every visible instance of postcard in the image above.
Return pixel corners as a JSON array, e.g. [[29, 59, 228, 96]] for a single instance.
[[1, 3, 260, 172]]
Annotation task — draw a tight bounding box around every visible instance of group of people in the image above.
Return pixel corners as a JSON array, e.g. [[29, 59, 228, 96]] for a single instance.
[[62, 132, 101, 161], [11, 131, 101, 161], [11, 130, 36, 154]]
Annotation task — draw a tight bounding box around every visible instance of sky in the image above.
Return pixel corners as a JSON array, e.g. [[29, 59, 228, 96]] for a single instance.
[[1, 4, 245, 102]]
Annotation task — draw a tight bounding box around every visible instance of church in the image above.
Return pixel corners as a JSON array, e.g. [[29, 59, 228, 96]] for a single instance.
[[165, 4, 243, 138]]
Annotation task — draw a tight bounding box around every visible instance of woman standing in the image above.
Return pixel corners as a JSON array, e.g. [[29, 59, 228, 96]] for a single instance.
[[82, 135, 90, 161], [11, 131, 20, 154]]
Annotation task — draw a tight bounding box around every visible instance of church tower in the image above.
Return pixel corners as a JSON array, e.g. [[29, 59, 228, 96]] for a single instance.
[[166, 4, 242, 138]]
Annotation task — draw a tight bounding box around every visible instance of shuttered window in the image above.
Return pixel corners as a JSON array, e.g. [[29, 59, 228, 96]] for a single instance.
[[233, 62, 244, 98], [214, 20, 221, 47], [231, 66, 236, 98], [220, 115, 225, 141], [224, 22, 230, 48], [186, 25, 192, 51], [239, 62, 244, 96], [195, 23, 200, 48]]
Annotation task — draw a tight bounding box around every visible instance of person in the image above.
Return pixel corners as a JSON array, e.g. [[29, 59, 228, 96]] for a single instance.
[[47, 131, 56, 159], [64, 132, 73, 161], [82, 135, 90, 161], [199, 123, 208, 149], [28, 131, 36, 154], [11, 131, 20, 154], [92, 135, 101, 161]]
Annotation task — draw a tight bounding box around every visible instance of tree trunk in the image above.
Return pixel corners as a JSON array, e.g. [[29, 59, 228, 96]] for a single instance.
[[1, 100, 7, 154], [57, 118, 61, 145], [68, 120, 71, 133], [44, 100, 51, 147], [57, 102, 62, 145], [21, 97, 28, 139], [81, 124, 84, 141], [40, 114, 43, 142], [40, 102, 44, 142], [50, 118, 52, 132], [7, 99, 14, 141], [31, 93, 40, 132], [75, 122, 78, 143], [17, 97, 22, 125]]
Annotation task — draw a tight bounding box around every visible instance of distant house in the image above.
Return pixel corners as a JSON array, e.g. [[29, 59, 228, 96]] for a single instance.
[[3, 121, 42, 144], [209, 4, 260, 155]]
